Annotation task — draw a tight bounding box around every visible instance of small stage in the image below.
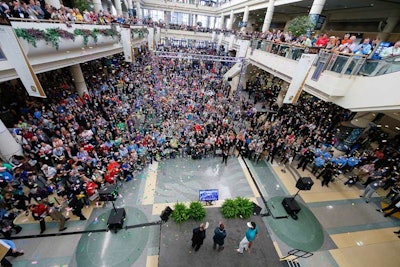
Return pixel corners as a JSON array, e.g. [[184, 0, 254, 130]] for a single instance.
[[159, 207, 281, 267]]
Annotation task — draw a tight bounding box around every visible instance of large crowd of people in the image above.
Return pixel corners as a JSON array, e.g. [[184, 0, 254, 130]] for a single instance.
[[0, 40, 400, 244]]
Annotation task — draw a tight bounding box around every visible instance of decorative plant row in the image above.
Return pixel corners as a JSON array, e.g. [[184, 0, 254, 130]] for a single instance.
[[221, 197, 253, 219], [171, 201, 206, 224], [14, 27, 121, 50], [170, 197, 254, 224]]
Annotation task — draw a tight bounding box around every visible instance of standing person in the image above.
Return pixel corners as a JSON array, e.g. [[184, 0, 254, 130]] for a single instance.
[[221, 147, 229, 166], [321, 163, 335, 187], [29, 203, 48, 234], [360, 179, 383, 203], [236, 221, 258, 254], [213, 222, 226, 251], [47, 202, 68, 231], [191, 222, 208, 251]]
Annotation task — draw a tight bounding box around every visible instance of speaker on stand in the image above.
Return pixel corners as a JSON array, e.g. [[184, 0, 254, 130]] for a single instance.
[[282, 177, 314, 220]]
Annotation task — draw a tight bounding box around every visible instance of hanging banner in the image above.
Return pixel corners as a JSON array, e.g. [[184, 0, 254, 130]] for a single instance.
[[120, 25, 133, 62], [237, 40, 249, 58], [283, 53, 317, 104], [147, 27, 154, 51], [0, 13, 45, 98]]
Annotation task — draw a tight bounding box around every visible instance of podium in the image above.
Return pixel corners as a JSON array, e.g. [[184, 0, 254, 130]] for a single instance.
[[107, 208, 126, 233]]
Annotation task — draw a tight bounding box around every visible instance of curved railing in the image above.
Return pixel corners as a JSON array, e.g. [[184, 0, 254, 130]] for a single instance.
[[253, 39, 400, 77]]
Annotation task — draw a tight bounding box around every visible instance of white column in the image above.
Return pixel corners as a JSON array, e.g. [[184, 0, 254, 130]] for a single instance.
[[70, 64, 89, 97], [45, 0, 61, 9], [193, 14, 198, 26], [228, 10, 234, 30], [136, 0, 142, 19], [220, 13, 224, 29], [0, 120, 22, 161], [127, 0, 133, 17], [93, 0, 102, 13], [114, 0, 123, 16], [241, 6, 249, 31], [309, 0, 326, 15], [262, 0, 275, 32]]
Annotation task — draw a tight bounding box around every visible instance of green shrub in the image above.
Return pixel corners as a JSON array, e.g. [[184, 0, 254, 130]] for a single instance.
[[188, 201, 206, 221], [221, 198, 238, 218], [234, 197, 254, 219], [221, 197, 254, 219], [171, 202, 189, 224]]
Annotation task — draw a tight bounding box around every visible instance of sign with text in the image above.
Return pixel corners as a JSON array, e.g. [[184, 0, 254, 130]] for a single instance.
[[283, 54, 317, 104]]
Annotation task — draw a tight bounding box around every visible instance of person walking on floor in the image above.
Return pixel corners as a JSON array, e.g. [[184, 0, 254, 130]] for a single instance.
[[191, 222, 208, 251], [236, 221, 258, 254], [376, 195, 400, 217], [213, 222, 227, 251], [360, 179, 383, 203]]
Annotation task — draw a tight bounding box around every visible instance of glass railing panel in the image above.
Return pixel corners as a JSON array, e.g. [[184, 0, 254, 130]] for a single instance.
[[359, 55, 400, 76]]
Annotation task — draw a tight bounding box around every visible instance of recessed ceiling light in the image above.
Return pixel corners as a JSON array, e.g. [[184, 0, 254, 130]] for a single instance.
[[385, 125, 389, 128]]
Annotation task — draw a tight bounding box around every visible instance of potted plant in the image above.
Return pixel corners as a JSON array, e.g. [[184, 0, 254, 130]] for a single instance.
[[187, 201, 206, 221], [171, 202, 189, 224]]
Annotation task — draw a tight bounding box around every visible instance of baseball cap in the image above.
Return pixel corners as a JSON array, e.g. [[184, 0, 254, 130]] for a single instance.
[[247, 222, 256, 229]]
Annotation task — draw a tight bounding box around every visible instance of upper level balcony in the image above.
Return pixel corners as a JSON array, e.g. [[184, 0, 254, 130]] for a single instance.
[[220, 35, 400, 113], [0, 20, 399, 114], [0, 19, 148, 82]]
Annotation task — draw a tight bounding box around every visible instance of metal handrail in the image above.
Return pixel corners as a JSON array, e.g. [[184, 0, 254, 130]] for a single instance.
[[280, 248, 314, 261]]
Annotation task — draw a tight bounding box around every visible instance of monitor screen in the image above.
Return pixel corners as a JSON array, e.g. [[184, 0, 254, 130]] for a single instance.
[[199, 189, 219, 202]]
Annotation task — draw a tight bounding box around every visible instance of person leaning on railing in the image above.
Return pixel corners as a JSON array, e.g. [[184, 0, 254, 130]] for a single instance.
[[380, 41, 400, 58]]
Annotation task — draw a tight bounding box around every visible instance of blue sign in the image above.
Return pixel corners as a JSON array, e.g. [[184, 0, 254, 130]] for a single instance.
[[199, 189, 219, 202], [371, 41, 391, 60]]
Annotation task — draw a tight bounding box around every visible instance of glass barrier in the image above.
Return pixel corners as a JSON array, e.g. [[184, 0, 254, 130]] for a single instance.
[[359, 55, 400, 76], [256, 40, 307, 61], [255, 40, 374, 76]]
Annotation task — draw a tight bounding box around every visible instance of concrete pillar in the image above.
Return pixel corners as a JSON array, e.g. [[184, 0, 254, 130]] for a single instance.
[[228, 10, 234, 30], [114, 0, 123, 16], [136, 0, 142, 19], [377, 17, 400, 41], [262, 0, 275, 32], [92, 0, 103, 13], [309, 0, 326, 15], [193, 14, 198, 26], [45, 0, 61, 9], [241, 6, 249, 31], [0, 120, 22, 161], [207, 16, 210, 28], [70, 64, 89, 97], [220, 13, 224, 29]]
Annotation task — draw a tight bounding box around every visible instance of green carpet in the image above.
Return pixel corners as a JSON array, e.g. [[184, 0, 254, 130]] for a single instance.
[[75, 206, 150, 267], [266, 196, 324, 252]]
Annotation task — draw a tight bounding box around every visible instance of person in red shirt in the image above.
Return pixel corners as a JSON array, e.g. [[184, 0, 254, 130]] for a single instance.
[[29, 203, 48, 234], [315, 33, 329, 47]]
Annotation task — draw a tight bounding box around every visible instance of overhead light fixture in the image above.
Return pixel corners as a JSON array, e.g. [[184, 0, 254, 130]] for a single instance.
[[396, 127, 400, 130], [376, 125, 382, 127]]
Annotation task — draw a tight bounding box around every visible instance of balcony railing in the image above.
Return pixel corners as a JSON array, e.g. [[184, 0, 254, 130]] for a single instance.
[[254, 40, 400, 77]]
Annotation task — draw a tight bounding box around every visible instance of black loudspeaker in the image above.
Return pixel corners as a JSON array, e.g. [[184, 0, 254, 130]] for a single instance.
[[160, 206, 173, 222], [107, 208, 126, 233], [296, 177, 314, 191], [252, 202, 262, 215], [282, 197, 301, 218], [227, 77, 233, 81]]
